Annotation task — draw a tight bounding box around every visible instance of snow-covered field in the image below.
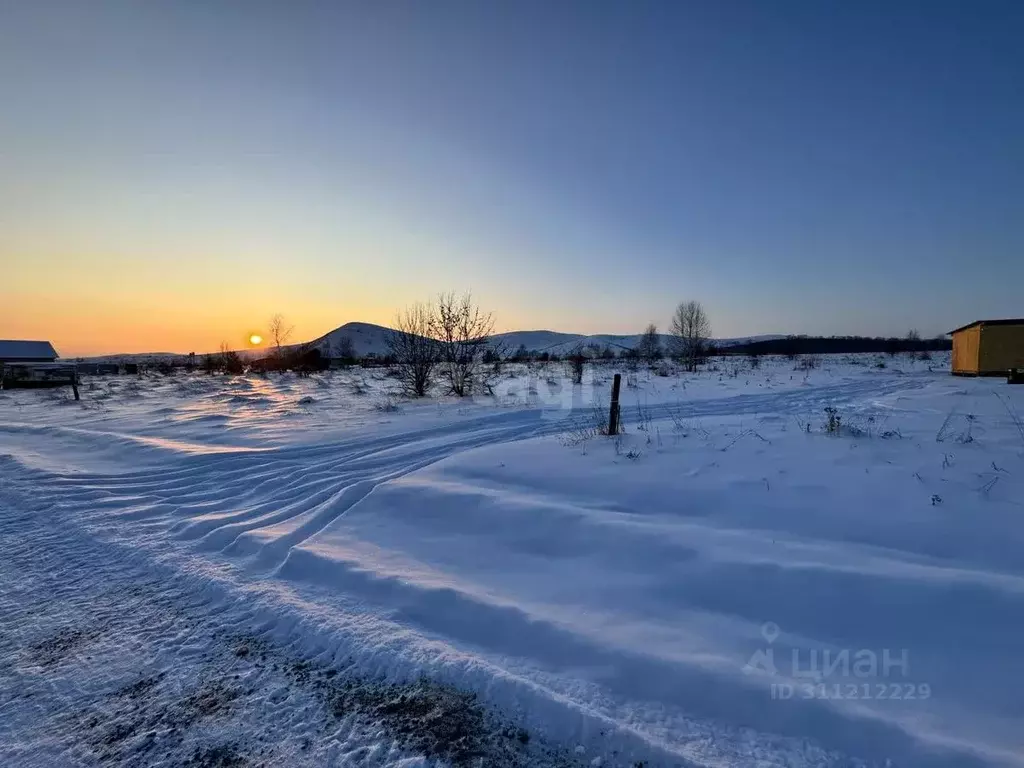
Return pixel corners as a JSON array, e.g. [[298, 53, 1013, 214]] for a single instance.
[[2, 352, 1023, 767]]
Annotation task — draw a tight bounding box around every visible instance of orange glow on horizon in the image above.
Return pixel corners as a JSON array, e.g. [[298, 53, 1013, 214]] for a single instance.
[[1, 269, 409, 357]]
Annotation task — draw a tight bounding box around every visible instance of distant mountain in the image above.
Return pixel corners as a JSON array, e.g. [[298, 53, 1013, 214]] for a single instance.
[[305, 322, 396, 358], [304, 322, 784, 358], [76, 324, 784, 363], [488, 330, 585, 353]]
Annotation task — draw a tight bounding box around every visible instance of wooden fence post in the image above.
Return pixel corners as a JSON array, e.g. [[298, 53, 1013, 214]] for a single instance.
[[71, 368, 80, 401], [608, 373, 621, 435]]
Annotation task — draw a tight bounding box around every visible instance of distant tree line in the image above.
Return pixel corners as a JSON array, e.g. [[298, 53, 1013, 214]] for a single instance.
[[730, 334, 950, 357], [193, 304, 950, 385]]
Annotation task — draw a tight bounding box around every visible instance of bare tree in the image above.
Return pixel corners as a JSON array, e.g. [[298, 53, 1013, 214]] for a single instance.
[[669, 300, 711, 372], [566, 344, 586, 385], [431, 291, 495, 396], [386, 303, 438, 397], [636, 323, 661, 363], [268, 314, 294, 353]]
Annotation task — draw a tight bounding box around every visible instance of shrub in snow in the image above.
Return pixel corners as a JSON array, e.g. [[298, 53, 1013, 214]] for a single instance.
[[565, 347, 586, 385], [559, 400, 609, 450], [373, 394, 400, 413], [824, 406, 841, 435], [558, 421, 598, 450]]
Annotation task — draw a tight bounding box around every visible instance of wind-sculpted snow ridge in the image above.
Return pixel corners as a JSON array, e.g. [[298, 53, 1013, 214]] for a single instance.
[[2, 353, 1022, 767], [0, 485, 600, 767]]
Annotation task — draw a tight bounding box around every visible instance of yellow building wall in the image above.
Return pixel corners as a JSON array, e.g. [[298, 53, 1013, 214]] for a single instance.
[[952, 326, 981, 374], [979, 325, 1024, 373]]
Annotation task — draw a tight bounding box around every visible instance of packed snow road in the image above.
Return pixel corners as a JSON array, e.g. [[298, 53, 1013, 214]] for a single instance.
[[2, 358, 1023, 767]]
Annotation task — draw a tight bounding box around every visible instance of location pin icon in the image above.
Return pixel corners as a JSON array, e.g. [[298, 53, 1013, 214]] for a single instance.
[[761, 622, 780, 644]]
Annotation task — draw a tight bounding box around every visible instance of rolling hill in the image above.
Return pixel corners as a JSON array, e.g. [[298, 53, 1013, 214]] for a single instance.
[[76, 323, 784, 362], [306, 322, 783, 358]]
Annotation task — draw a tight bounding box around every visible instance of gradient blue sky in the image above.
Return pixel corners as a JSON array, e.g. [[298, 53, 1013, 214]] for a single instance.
[[2, 0, 1022, 354]]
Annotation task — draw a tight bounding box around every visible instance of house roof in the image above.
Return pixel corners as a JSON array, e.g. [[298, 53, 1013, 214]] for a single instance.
[[0, 340, 59, 359], [948, 319, 1024, 335]]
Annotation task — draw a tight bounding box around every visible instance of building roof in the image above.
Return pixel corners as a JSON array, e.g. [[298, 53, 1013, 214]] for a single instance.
[[0, 340, 59, 359], [948, 318, 1024, 335]]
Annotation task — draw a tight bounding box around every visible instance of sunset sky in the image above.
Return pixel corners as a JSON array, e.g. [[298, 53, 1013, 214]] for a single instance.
[[3, 1, 1022, 357]]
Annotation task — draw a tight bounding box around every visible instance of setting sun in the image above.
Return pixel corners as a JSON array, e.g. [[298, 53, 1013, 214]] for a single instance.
[[249, 334, 263, 346]]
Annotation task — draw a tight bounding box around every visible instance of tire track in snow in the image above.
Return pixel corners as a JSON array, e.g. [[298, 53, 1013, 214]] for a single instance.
[[33, 376, 918, 565], [0, 481, 594, 768]]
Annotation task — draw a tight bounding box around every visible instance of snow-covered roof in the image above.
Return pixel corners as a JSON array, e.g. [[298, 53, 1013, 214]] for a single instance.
[[0, 339, 59, 360]]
